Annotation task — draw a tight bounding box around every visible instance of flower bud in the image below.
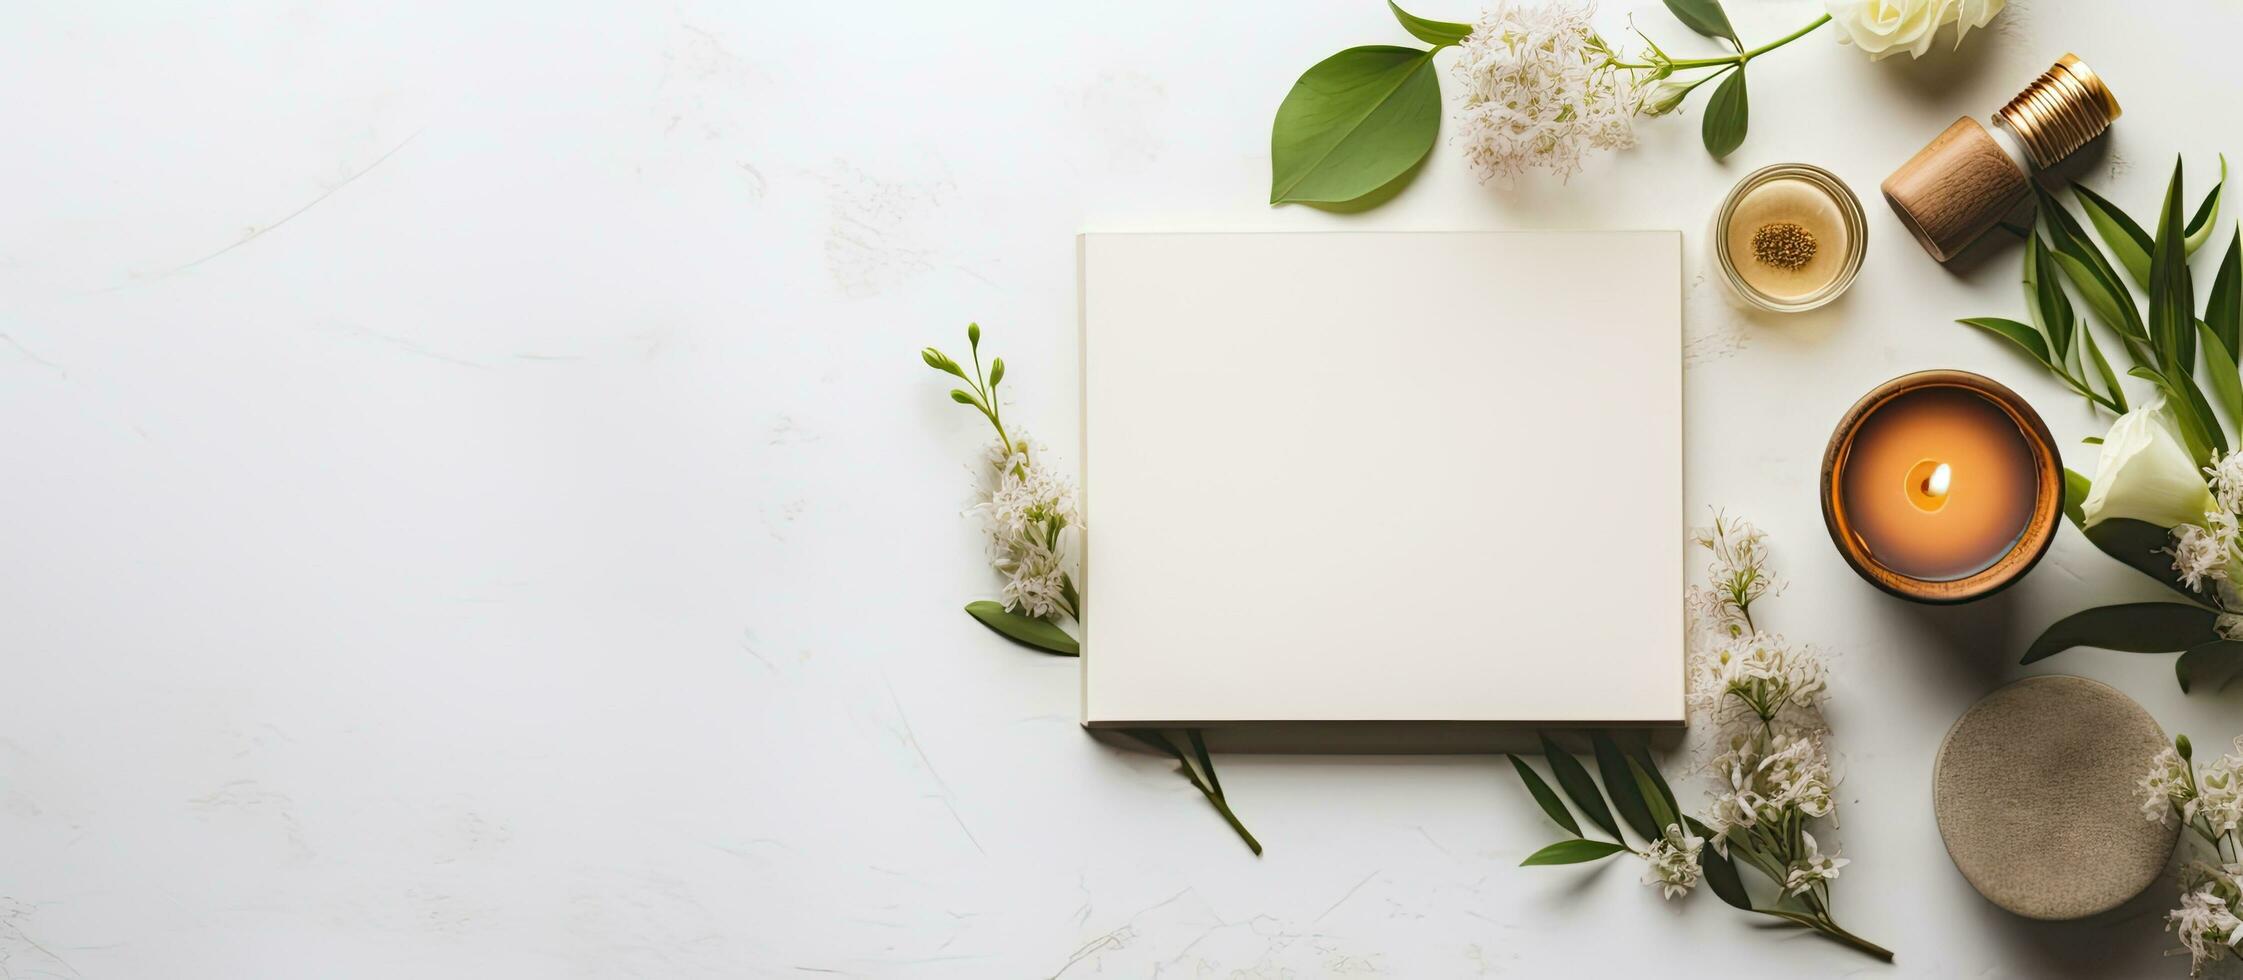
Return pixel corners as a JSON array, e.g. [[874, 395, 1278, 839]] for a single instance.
[[989, 357, 1005, 387], [1641, 79, 1693, 117], [967, 322, 982, 348], [2180, 733, 2194, 760], [950, 389, 978, 406], [922, 347, 964, 377]]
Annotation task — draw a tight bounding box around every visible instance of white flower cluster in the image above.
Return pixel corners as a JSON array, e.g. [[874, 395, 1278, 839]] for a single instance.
[[1640, 822, 1705, 899], [972, 434, 1081, 619], [1688, 514, 1775, 641], [2172, 864, 2243, 976], [1450, 1, 1643, 184], [2168, 449, 2243, 591], [2142, 736, 2243, 974], [1689, 632, 1828, 726]]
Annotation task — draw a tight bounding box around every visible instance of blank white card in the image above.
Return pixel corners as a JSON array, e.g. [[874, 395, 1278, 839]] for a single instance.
[[1079, 231, 1682, 726]]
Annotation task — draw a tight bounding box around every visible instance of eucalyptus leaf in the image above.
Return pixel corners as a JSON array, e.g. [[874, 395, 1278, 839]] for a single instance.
[[1270, 46, 1442, 205], [2063, 467, 2091, 530], [2074, 182, 2153, 289], [1700, 68, 1748, 160], [1520, 838, 1629, 866], [2179, 640, 2243, 694], [2022, 602, 2218, 664], [2085, 517, 2215, 603], [2187, 154, 2227, 255], [1387, 0, 1473, 46], [1663, 0, 1738, 43], [1591, 731, 1658, 842], [964, 600, 1080, 655], [1957, 316, 2050, 365], [2210, 228, 2242, 362], [1688, 815, 1752, 910], [1538, 732, 1621, 842], [2028, 233, 2077, 373], [1508, 754, 1582, 837]]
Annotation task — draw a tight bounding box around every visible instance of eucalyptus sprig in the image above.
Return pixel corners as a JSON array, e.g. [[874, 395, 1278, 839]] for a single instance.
[[1268, 0, 1827, 207]]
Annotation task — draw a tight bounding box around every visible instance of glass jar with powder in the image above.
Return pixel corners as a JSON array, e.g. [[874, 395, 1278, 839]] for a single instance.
[[1712, 163, 1867, 313]]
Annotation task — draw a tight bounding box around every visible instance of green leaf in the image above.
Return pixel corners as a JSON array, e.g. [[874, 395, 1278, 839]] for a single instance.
[[2179, 641, 2243, 694], [2210, 228, 2242, 363], [1270, 46, 1442, 205], [2042, 185, 2149, 351], [1520, 838, 1629, 866], [2188, 154, 2227, 256], [1625, 755, 1676, 835], [1621, 736, 1680, 822], [1957, 316, 2050, 365], [2027, 234, 2078, 373], [2150, 158, 2197, 374], [2128, 366, 2219, 463], [2073, 182, 2153, 290], [1387, 0, 1473, 46], [2084, 517, 2214, 603], [2063, 467, 2091, 530], [2022, 602, 2218, 664], [964, 601, 1080, 655], [1591, 731, 1657, 842], [1537, 733, 1621, 842], [1508, 754, 1582, 837], [1686, 816, 1752, 910], [1700, 68, 1748, 160], [1663, 0, 1738, 43], [2199, 321, 2243, 435], [2083, 323, 2128, 413]]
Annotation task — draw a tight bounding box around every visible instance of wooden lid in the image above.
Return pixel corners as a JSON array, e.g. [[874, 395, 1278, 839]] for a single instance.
[[1881, 117, 2031, 263]]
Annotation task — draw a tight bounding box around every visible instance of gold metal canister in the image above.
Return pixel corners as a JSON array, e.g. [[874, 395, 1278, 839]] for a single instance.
[[1994, 55, 2123, 169]]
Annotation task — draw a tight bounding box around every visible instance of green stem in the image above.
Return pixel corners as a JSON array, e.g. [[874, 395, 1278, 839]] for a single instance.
[[1663, 13, 1831, 69]]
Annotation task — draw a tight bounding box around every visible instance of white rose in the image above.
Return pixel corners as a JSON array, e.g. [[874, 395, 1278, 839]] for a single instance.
[[1824, 0, 2005, 61], [2080, 401, 2218, 530]]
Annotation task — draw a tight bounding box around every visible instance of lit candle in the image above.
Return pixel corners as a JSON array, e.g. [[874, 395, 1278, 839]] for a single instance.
[[1822, 372, 2063, 602]]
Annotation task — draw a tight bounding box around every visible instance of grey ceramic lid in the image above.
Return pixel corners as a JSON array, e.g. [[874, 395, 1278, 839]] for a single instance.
[[1933, 674, 2179, 920]]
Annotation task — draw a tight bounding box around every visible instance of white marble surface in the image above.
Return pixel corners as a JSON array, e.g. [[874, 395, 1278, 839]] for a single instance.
[[6, 1, 2242, 976]]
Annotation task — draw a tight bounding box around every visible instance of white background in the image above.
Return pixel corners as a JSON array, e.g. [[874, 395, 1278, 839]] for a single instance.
[[2, 0, 2237, 976]]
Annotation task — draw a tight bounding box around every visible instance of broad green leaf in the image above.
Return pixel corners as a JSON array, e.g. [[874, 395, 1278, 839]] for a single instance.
[[2050, 250, 2148, 364], [964, 600, 1079, 655], [1270, 46, 1441, 205], [2187, 154, 2227, 255], [2041, 185, 2149, 351], [1507, 754, 1582, 837], [2210, 228, 2242, 362], [2063, 467, 2091, 530], [1700, 68, 1748, 160], [2074, 182, 2153, 289], [1625, 755, 1676, 835], [1957, 317, 2050, 365], [1387, 1, 1473, 46], [1663, 0, 1738, 43], [1591, 731, 1657, 842], [2198, 321, 2243, 436], [1687, 816, 1752, 910], [2179, 641, 2243, 694], [2085, 517, 2214, 603], [2150, 158, 2197, 373], [1538, 733, 1621, 841], [2022, 602, 2218, 664], [1521, 838, 1629, 865]]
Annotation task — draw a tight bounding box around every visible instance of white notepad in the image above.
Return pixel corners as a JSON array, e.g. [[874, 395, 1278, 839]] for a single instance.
[[1079, 231, 1682, 727]]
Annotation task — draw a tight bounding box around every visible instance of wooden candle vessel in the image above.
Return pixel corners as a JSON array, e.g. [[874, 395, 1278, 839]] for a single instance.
[[1821, 371, 2063, 604]]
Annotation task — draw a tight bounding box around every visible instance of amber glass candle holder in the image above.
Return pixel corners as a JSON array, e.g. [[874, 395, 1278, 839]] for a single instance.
[[1821, 371, 2062, 603]]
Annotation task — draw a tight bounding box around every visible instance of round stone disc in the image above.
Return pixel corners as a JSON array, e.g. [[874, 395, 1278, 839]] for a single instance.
[[1933, 674, 2178, 920]]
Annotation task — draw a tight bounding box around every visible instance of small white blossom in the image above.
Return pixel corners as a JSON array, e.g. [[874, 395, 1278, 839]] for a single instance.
[[1690, 632, 1827, 726], [1451, 1, 1644, 184], [2197, 739, 2243, 837], [1688, 514, 1775, 640], [1639, 823, 1705, 899], [1781, 832, 1849, 896], [2171, 523, 2232, 591], [2210, 449, 2243, 516]]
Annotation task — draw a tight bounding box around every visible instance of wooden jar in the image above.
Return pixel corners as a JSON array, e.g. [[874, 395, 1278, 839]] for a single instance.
[[1883, 55, 2121, 262]]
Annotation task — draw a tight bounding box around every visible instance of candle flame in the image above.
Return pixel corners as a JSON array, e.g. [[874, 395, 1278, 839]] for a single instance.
[[1926, 462, 1952, 498]]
